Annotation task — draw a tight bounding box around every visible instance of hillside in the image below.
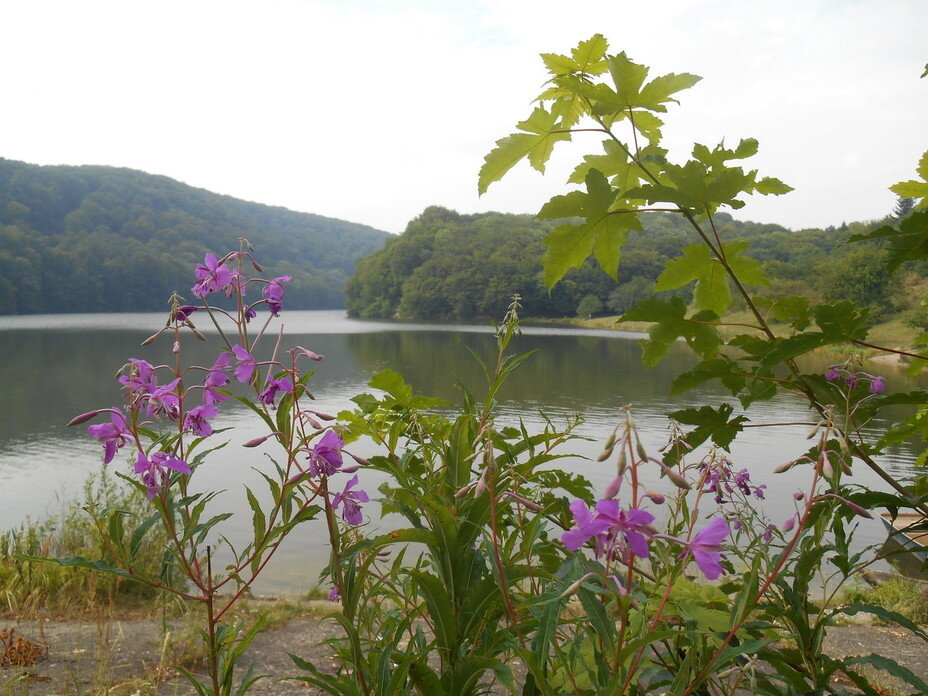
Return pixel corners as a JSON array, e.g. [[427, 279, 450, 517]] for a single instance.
[[0, 159, 390, 313], [346, 206, 906, 322]]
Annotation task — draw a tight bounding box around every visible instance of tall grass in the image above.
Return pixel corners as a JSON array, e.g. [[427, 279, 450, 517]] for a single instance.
[[0, 468, 172, 618]]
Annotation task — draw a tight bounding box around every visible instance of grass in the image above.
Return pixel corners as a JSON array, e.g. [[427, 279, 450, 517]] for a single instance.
[[842, 577, 928, 625], [0, 468, 171, 620]]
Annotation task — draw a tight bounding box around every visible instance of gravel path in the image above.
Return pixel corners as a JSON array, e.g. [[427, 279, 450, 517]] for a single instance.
[[3, 613, 927, 695]]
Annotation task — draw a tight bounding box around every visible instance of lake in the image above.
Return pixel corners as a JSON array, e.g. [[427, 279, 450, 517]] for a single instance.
[[0, 310, 919, 593]]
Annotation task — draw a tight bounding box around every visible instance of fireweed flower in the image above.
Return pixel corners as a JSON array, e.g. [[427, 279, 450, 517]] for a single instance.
[[184, 403, 219, 437], [824, 365, 841, 382], [119, 358, 158, 398], [307, 429, 344, 476], [144, 378, 181, 419], [870, 376, 886, 393], [259, 375, 293, 406], [87, 410, 132, 464], [203, 352, 232, 404], [332, 474, 369, 525], [845, 373, 859, 389], [327, 585, 341, 602], [262, 276, 291, 317], [225, 269, 246, 298], [192, 253, 233, 298], [134, 450, 190, 499], [679, 517, 730, 580], [232, 345, 257, 383], [562, 499, 654, 560], [172, 305, 198, 322]]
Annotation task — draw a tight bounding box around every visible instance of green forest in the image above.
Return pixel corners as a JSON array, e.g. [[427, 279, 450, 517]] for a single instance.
[[0, 158, 389, 314], [346, 204, 918, 323]]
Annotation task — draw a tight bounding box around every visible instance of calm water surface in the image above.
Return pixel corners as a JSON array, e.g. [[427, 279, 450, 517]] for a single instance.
[[0, 311, 919, 592]]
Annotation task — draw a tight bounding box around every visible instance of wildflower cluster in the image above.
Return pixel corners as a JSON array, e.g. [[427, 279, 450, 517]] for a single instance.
[[825, 363, 886, 394]]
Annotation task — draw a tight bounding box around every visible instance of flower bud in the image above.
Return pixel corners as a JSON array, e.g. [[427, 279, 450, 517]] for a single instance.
[[455, 482, 477, 498], [473, 470, 489, 498], [560, 573, 595, 598], [645, 489, 665, 504], [636, 442, 648, 460], [141, 331, 162, 346], [659, 463, 691, 490], [793, 491, 805, 501], [252, 260, 265, 272], [243, 433, 278, 447], [193, 329, 208, 341], [347, 452, 370, 467], [67, 410, 100, 427], [312, 411, 337, 421], [603, 476, 622, 499], [616, 449, 627, 477], [596, 446, 615, 462], [781, 515, 796, 532], [774, 459, 797, 474], [341, 464, 361, 474]]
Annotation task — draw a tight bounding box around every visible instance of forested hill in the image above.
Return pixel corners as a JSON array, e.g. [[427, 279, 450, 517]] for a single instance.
[[0, 158, 390, 314], [346, 206, 902, 321]]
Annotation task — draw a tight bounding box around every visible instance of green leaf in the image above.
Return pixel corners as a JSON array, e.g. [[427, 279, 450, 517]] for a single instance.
[[655, 241, 766, 316], [540, 34, 608, 77], [620, 297, 721, 366], [764, 294, 812, 330], [539, 169, 640, 285], [843, 654, 928, 693], [670, 357, 745, 396], [670, 403, 748, 450], [890, 151, 928, 209], [813, 300, 871, 343], [849, 210, 928, 272], [479, 107, 571, 194], [369, 368, 413, 403], [838, 604, 928, 642]]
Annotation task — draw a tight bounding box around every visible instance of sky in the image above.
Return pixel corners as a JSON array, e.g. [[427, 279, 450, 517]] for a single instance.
[[1, 0, 925, 234]]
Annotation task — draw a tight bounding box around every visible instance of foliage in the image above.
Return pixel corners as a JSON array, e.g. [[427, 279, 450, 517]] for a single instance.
[[842, 578, 928, 625], [0, 468, 168, 617], [346, 203, 903, 322], [0, 158, 389, 314]]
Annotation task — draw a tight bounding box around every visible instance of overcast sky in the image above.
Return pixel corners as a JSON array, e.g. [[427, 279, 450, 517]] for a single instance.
[[2, 0, 925, 234]]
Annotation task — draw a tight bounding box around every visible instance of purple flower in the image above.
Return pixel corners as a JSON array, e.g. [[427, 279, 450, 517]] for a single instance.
[[845, 373, 859, 388], [824, 365, 841, 382], [183, 403, 219, 437], [332, 474, 369, 525], [308, 429, 344, 476], [203, 352, 231, 404], [327, 585, 341, 602], [134, 450, 190, 499], [192, 253, 233, 298], [144, 378, 181, 419], [262, 276, 291, 317], [562, 499, 654, 560], [119, 359, 158, 398], [87, 410, 133, 464], [225, 269, 246, 298], [232, 345, 257, 384], [679, 518, 730, 580], [869, 376, 886, 393], [762, 524, 776, 542], [259, 375, 293, 406], [172, 305, 198, 322]]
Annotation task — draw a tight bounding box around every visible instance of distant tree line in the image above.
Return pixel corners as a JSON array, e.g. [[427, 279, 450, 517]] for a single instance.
[[0, 158, 389, 314], [346, 205, 913, 321]]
